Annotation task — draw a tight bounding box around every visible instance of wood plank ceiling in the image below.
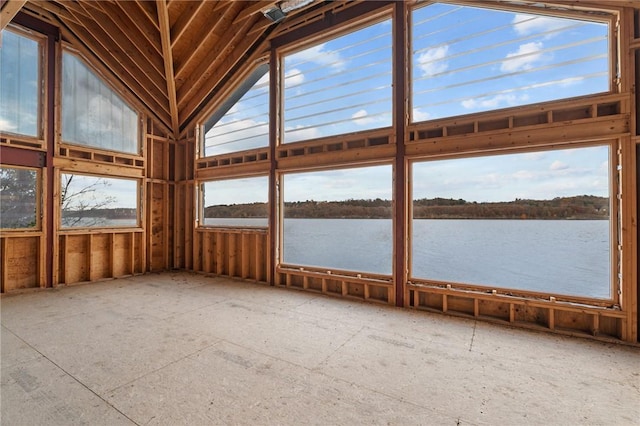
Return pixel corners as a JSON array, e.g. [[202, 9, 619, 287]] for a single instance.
[[8, 0, 321, 137]]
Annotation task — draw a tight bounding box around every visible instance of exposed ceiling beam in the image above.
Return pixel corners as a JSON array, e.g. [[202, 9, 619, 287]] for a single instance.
[[1, 0, 27, 31], [24, 1, 81, 25], [156, 0, 179, 136], [169, 0, 205, 48], [107, 1, 162, 58], [136, 0, 159, 30], [178, 14, 263, 126], [232, 0, 275, 24], [174, 2, 243, 79], [78, 2, 166, 83]]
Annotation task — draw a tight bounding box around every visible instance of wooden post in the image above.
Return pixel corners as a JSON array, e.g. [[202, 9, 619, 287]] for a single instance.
[[268, 46, 278, 286], [393, 1, 408, 307]]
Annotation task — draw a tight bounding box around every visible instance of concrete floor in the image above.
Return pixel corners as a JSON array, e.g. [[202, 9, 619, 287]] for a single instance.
[[1, 272, 638, 425]]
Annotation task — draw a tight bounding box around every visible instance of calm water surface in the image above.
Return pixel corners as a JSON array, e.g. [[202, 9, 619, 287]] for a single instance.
[[284, 218, 610, 299], [204, 218, 611, 299]]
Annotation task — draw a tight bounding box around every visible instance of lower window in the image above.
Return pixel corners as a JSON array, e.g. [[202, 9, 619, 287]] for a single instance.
[[200, 176, 269, 227], [0, 166, 39, 229], [60, 173, 139, 228], [411, 145, 612, 299], [282, 165, 392, 274]]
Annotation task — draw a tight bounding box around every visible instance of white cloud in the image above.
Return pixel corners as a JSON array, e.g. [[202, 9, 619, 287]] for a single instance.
[[412, 108, 431, 122], [0, 117, 17, 132], [205, 117, 269, 155], [556, 76, 584, 87], [512, 13, 570, 37], [351, 109, 376, 126], [512, 170, 535, 180], [417, 45, 449, 77], [461, 93, 529, 109], [501, 42, 544, 72], [284, 125, 321, 143], [284, 68, 304, 88], [254, 73, 269, 91], [523, 152, 546, 161], [287, 43, 346, 72], [550, 160, 569, 171]]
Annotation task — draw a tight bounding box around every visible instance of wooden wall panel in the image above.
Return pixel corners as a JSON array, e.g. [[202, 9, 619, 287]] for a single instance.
[[112, 233, 133, 276], [62, 235, 90, 284], [89, 234, 111, 280], [148, 182, 167, 271], [195, 229, 268, 282], [1, 236, 41, 291]]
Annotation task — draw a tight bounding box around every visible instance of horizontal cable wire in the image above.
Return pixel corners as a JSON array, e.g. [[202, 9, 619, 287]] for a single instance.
[[414, 36, 606, 88], [284, 48, 392, 91], [413, 71, 607, 112], [413, 52, 608, 99], [285, 110, 391, 136]]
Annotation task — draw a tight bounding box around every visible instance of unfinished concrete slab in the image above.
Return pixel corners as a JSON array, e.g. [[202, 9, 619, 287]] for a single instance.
[[2, 272, 639, 425]]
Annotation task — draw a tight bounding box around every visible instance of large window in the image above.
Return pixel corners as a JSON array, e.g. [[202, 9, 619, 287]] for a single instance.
[[411, 145, 611, 299], [201, 176, 269, 227], [282, 165, 392, 274], [411, 3, 610, 122], [0, 166, 39, 229], [203, 65, 270, 157], [0, 28, 41, 138], [62, 52, 139, 154], [283, 17, 392, 143], [60, 173, 139, 228]]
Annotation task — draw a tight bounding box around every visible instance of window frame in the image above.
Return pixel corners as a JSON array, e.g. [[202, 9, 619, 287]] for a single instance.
[[59, 47, 142, 156], [0, 165, 42, 232], [277, 8, 395, 146], [197, 174, 270, 229], [278, 162, 394, 275], [0, 25, 46, 141], [408, 1, 618, 125], [58, 171, 142, 231], [407, 140, 619, 306], [200, 63, 270, 159]]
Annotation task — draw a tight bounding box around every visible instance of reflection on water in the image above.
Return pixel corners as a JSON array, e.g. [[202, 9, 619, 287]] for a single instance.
[[284, 218, 610, 299]]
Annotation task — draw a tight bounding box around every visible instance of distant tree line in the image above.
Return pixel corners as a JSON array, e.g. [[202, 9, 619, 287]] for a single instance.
[[62, 207, 137, 219], [204, 195, 609, 220]]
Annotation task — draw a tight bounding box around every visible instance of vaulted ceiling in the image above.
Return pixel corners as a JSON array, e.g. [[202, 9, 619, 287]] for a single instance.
[[1, 0, 327, 137]]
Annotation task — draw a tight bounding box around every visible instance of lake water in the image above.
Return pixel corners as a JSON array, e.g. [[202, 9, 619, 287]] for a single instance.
[[205, 218, 611, 299]]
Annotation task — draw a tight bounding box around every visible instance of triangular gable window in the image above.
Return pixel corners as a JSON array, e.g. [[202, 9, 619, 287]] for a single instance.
[[203, 64, 269, 158]]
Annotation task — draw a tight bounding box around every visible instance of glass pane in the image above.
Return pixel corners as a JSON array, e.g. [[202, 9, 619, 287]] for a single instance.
[[62, 53, 139, 154], [411, 146, 611, 299], [283, 165, 392, 274], [203, 65, 269, 157], [202, 176, 268, 227], [0, 30, 40, 137], [61, 174, 138, 228], [283, 18, 392, 143], [411, 3, 610, 122], [0, 167, 38, 229]]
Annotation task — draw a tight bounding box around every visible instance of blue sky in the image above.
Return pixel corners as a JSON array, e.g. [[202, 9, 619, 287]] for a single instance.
[[204, 2, 611, 204]]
